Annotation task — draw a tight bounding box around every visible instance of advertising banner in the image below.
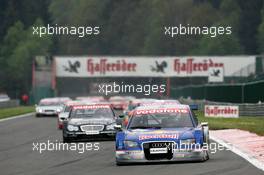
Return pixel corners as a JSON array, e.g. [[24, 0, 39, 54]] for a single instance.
[[204, 105, 239, 118], [55, 56, 255, 77]]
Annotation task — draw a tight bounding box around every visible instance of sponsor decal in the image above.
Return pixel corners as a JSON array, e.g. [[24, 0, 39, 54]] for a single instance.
[[174, 58, 223, 75], [73, 105, 110, 109], [204, 105, 239, 118], [139, 134, 179, 140], [135, 108, 188, 115], [85, 131, 100, 135], [151, 142, 172, 148], [140, 102, 179, 106], [150, 148, 168, 154], [87, 58, 137, 75]]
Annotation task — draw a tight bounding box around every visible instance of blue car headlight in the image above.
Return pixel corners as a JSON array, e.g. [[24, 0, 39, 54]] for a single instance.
[[124, 140, 138, 148]]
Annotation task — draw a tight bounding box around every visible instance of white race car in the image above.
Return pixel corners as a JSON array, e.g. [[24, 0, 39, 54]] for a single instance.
[[35, 97, 71, 117]]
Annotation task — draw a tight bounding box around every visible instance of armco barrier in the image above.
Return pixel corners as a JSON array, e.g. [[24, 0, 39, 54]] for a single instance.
[[0, 100, 20, 109], [178, 98, 264, 117]]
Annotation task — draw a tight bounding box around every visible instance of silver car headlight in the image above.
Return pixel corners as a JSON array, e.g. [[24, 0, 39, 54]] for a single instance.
[[67, 125, 79, 131], [56, 108, 62, 113], [37, 108, 43, 113], [106, 123, 116, 130], [180, 139, 196, 145], [124, 140, 138, 148]]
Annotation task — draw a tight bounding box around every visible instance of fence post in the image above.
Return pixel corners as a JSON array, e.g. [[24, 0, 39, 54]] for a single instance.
[[166, 77, 170, 98], [204, 85, 207, 100], [241, 83, 245, 103]]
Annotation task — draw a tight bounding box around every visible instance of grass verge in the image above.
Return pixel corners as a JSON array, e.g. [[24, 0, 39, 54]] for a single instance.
[[0, 106, 35, 120], [195, 111, 264, 136]]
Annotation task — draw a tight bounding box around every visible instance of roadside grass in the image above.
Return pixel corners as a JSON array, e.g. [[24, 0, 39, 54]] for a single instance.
[[195, 111, 264, 136], [0, 106, 35, 120]]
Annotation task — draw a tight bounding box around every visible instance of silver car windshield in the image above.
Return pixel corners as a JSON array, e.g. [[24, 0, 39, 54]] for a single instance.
[[39, 102, 62, 106], [70, 108, 114, 118]]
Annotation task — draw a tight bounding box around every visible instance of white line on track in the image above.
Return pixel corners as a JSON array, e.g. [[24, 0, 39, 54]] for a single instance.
[[210, 135, 264, 171], [0, 112, 35, 122]]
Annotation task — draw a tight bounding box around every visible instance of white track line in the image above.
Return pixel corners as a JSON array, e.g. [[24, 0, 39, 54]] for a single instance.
[[210, 135, 264, 171], [0, 112, 35, 122]]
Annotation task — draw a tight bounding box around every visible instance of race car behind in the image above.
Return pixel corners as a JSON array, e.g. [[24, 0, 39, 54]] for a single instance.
[[62, 103, 120, 142], [58, 100, 88, 129], [109, 96, 131, 110], [35, 97, 71, 117]]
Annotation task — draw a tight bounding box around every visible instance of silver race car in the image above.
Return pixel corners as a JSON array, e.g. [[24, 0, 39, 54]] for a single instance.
[[35, 97, 71, 117]]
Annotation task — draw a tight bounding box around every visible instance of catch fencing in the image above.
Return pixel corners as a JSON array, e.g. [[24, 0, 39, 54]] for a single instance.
[[170, 80, 264, 103]]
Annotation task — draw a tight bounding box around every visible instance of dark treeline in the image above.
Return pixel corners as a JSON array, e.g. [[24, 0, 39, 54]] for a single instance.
[[1, 0, 264, 97]]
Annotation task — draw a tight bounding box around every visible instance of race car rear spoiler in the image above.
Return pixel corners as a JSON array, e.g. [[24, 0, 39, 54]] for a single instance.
[[189, 104, 198, 110]]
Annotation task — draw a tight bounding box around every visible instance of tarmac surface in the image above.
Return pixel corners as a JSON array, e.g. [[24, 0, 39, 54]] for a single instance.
[[0, 114, 263, 175]]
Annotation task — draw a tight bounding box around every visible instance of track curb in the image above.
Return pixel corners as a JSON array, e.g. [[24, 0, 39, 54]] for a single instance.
[[210, 132, 264, 171]]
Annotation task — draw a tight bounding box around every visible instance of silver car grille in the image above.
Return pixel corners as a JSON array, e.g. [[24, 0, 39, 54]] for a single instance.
[[80, 125, 104, 132], [45, 110, 55, 112]]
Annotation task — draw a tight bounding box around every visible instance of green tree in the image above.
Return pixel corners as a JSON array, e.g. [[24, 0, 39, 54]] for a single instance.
[[0, 19, 53, 97], [192, 0, 244, 55], [193, 34, 243, 55], [0, 21, 25, 92], [238, 0, 263, 54], [257, 2, 264, 54], [49, 0, 111, 54], [0, 0, 50, 42]]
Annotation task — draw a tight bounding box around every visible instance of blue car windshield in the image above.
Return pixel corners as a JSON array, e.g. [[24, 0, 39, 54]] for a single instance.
[[128, 112, 194, 129]]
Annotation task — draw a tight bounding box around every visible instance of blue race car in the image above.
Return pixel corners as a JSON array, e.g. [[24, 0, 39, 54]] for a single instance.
[[115, 104, 209, 165]]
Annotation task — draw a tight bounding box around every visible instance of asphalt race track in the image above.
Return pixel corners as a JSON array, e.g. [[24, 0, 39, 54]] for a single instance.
[[1, 114, 263, 175]]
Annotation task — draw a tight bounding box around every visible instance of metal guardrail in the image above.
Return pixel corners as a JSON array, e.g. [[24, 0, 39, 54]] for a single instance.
[[179, 98, 264, 117], [239, 104, 264, 116], [0, 100, 20, 109]]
